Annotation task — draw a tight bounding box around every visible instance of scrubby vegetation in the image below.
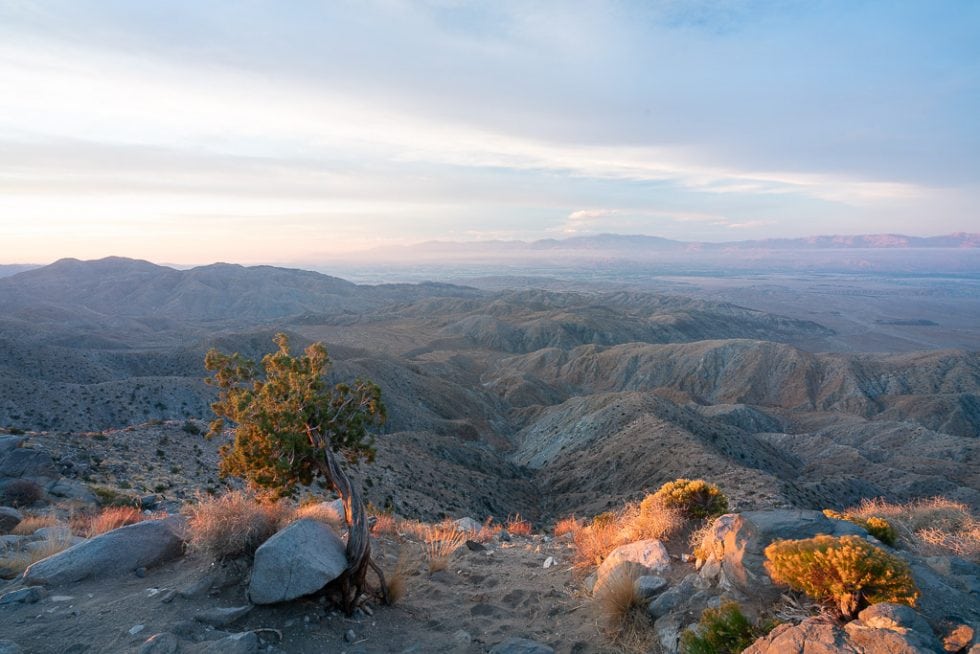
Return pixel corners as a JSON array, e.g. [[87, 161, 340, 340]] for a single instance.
[[422, 522, 467, 572], [84, 506, 147, 536], [681, 602, 772, 654], [843, 497, 980, 561], [823, 508, 897, 546], [183, 491, 288, 561], [650, 478, 729, 519], [2, 478, 44, 507], [593, 567, 651, 652], [764, 534, 919, 617]]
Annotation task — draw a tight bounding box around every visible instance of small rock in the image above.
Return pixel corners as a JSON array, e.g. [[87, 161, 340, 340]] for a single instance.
[[0, 507, 24, 534], [139, 495, 159, 511], [0, 586, 47, 605], [194, 605, 253, 628], [465, 540, 485, 552], [680, 553, 692, 563], [488, 637, 554, 654], [129, 624, 146, 636], [135, 566, 147, 578], [543, 556, 555, 569], [943, 623, 974, 652], [453, 630, 472, 645], [499, 530, 512, 542], [179, 574, 214, 598], [634, 575, 668, 599], [344, 629, 357, 643], [648, 574, 697, 619], [139, 632, 178, 654], [50, 595, 74, 602], [160, 589, 177, 603]]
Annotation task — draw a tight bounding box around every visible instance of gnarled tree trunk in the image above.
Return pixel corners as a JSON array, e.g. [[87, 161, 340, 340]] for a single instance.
[[318, 443, 388, 614]]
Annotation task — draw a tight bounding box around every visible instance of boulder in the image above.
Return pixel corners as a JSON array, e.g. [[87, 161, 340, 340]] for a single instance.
[[0, 586, 46, 605], [454, 517, 483, 533], [844, 603, 943, 653], [0, 449, 57, 480], [595, 539, 670, 595], [45, 479, 97, 504], [0, 436, 25, 455], [194, 605, 253, 628], [744, 618, 861, 654], [697, 510, 866, 597], [488, 637, 555, 654], [248, 519, 347, 604], [23, 516, 185, 585], [648, 574, 697, 619], [0, 507, 22, 534]]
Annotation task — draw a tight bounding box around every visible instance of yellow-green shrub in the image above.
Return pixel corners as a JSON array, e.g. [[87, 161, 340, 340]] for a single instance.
[[823, 509, 897, 547], [651, 479, 728, 519], [764, 535, 918, 618]]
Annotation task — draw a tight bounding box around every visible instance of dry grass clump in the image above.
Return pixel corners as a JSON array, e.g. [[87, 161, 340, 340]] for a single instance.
[[844, 497, 980, 561], [505, 513, 533, 536], [292, 501, 345, 526], [765, 534, 919, 618], [554, 516, 581, 538], [384, 552, 410, 604], [11, 513, 59, 536], [184, 491, 289, 561], [85, 506, 147, 536], [423, 522, 466, 572], [568, 497, 687, 569], [371, 512, 398, 536], [0, 530, 75, 578], [593, 568, 653, 652]]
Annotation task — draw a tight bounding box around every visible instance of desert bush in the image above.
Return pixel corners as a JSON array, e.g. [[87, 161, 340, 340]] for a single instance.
[[554, 515, 582, 538], [505, 513, 532, 536], [292, 501, 344, 527], [651, 478, 728, 519], [2, 479, 44, 508], [184, 491, 288, 561], [371, 512, 398, 536], [764, 534, 919, 618], [10, 513, 59, 536], [572, 516, 622, 568], [843, 497, 979, 561], [181, 420, 201, 435], [823, 509, 897, 546], [622, 495, 685, 542], [89, 485, 136, 508], [85, 506, 146, 536], [385, 552, 410, 604], [423, 522, 466, 572], [680, 602, 771, 654], [690, 521, 716, 561]]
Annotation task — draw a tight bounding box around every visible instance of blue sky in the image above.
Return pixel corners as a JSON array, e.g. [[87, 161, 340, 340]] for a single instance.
[[0, 1, 977, 264]]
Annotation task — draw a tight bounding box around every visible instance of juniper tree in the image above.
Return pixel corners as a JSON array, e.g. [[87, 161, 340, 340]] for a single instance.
[[205, 333, 387, 612]]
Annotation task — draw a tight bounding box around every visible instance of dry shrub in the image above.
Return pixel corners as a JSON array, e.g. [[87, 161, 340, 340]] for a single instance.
[[0, 530, 74, 578], [2, 479, 44, 508], [823, 509, 897, 546], [572, 517, 622, 569], [765, 534, 919, 618], [85, 506, 146, 536], [470, 517, 502, 544], [423, 522, 466, 572], [396, 518, 429, 540], [371, 512, 398, 536], [690, 521, 716, 561], [554, 515, 582, 538], [845, 497, 980, 561], [184, 491, 289, 561], [11, 514, 59, 536], [572, 499, 686, 569], [593, 567, 653, 652], [620, 497, 685, 543], [293, 501, 344, 526], [505, 513, 532, 536]]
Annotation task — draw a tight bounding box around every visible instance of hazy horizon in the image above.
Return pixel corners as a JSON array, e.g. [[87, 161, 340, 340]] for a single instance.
[[2, 1, 978, 264]]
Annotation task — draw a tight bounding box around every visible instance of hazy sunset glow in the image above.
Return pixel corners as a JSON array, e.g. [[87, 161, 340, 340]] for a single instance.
[[1, 1, 978, 264]]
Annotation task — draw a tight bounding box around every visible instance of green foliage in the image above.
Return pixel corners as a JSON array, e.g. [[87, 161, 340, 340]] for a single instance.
[[765, 534, 919, 617], [205, 333, 386, 498], [823, 509, 898, 546], [181, 420, 202, 435], [681, 602, 770, 654], [89, 485, 136, 508], [651, 478, 729, 519]]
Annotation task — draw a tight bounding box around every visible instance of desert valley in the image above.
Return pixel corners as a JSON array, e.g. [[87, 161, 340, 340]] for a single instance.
[[0, 236, 978, 653]]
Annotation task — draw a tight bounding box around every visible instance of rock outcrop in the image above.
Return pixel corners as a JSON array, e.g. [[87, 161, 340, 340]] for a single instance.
[[23, 516, 185, 585]]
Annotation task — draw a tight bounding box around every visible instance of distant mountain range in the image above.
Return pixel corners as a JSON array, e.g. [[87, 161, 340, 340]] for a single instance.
[[358, 232, 980, 258]]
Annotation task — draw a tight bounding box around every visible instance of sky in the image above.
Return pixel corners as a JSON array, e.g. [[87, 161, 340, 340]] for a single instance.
[[1, 0, 978, 265]]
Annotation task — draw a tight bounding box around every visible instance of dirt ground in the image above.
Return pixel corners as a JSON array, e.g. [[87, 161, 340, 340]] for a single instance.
[[0, 527, 700, 654]]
